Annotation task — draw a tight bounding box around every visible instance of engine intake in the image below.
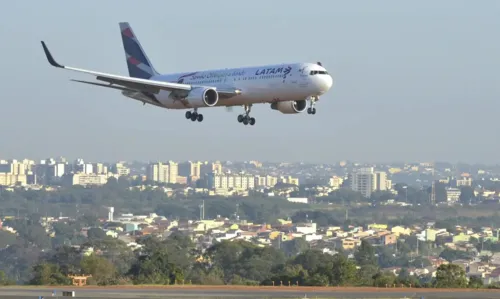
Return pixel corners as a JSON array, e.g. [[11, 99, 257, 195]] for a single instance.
[[270, 100, 307, 114], [184, 87, 219, 108]]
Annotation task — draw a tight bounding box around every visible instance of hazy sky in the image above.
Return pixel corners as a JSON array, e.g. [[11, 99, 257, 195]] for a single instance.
[[1, 1, 499, 163]]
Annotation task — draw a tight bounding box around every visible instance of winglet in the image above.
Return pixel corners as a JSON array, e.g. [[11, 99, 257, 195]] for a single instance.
[[41, 41, 64, 68]]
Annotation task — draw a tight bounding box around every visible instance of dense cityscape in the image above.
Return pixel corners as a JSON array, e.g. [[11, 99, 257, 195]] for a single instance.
[[0, 158, 500, 288]]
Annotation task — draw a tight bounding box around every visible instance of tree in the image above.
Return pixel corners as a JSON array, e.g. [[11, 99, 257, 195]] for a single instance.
[[281, 238, 309, 256], [459, 186, 475, 204], [435, 264, 467, 288], [292, 249, 333, 274], [305, 273, 329, 286], [30, 263, 71, 285], [480, 255, 492, 264], [357, 265, 378, 286], [372, 271, 396, 287], [128, 247, 183, 285], [468, 275, 483, 289], [45, 245, 82, 275], [265, 264, 309, 286], [329, 254, 358, 286], [87, 228, 107, 240], [0, 231, 17, 249], [354, 240, 377, 267], [439, 248, 471, 262], [80, 254, 118, 285], [81, 238, 135, 276], [0, 270, 15, 285]]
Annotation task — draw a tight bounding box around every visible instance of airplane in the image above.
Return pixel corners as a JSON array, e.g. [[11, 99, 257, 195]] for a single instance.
[[41, 22, 333, 126]]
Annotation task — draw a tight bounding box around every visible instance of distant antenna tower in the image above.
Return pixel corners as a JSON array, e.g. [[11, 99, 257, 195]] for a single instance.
[[430, 164, 436, 204], [199, 200, 205, 220]]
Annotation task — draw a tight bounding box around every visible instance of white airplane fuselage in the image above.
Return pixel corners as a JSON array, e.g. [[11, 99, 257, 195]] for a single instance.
[[41, 22, 334, 125], [122, 62, 333, 109]]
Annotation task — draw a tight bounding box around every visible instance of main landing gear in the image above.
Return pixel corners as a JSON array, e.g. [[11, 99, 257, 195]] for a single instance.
[[307, 96, 318, 115], [237, 104, 256, 126], [185, 109, 203, 122]]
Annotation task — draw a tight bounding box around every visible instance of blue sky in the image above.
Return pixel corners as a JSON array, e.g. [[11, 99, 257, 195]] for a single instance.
[[1, 1, 499, 163]]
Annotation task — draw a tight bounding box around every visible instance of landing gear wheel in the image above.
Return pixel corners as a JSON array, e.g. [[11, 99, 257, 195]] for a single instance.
[[308, 96, 318, 115], [185, 111, 192, 119], [197, 114, 204, 122], [239, 105, 256, 126], [190, 112, 198, 121]]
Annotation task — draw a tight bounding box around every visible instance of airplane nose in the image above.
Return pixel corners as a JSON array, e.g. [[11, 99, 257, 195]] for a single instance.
[[317, 74, 333, 94], [324, 74, 333, 90]]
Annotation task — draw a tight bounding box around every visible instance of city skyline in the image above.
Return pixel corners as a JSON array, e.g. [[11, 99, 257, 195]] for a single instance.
[[2, 155, 500, 166], [1, 1, 499, 163]]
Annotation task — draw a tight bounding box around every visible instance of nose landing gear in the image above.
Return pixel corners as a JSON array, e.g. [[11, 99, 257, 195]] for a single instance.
[[307, 96, 318, 115], [237, 104, 256, 126]]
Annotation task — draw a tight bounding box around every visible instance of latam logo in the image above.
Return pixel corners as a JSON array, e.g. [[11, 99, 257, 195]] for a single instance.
[[255, 66, 292, 76]]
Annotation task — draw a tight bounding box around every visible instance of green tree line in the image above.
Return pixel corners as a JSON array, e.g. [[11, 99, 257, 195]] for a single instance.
[[23, 234, 489, 289]]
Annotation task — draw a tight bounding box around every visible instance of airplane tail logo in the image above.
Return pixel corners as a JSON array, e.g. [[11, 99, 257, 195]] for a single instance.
[[119, 22, 159, 79]]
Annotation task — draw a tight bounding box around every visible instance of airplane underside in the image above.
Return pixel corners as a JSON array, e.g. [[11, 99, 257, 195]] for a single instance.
[[122, 89, 320, 127]]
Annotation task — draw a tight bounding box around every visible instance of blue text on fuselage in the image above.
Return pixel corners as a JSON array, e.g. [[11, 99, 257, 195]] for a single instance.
[[190, 70, 246, 80], [255, 67, 286, 76]]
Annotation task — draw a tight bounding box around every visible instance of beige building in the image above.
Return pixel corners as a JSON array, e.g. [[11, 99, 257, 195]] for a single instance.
[[179, 161, 202, 181], [92, 163, 108, 175], [208, 173, 255, 190], [349, 167, 390, 198], [0, 160, 34, 186], [280, 175, 299, 186], [71, 173, 108, 186], [0, 173, 27, 186], [254, 175, 279, 188], [147, 161, 178, 184], [113, 162, 130, 176]]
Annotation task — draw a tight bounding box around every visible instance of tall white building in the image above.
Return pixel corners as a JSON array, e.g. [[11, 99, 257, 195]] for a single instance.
[[179, 161, 202, 182], [349, 167, 390, 198], [113, 162, 130, 176], [254, 175, 279, 188], [147, 161, 178, 184], [70, 173, 108, 186], [207, 173, 255, 190]]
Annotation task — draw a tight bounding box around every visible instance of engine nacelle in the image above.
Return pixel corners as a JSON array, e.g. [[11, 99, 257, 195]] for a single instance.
[[184, 87, 219, 108], [270, 100, 307, 114]]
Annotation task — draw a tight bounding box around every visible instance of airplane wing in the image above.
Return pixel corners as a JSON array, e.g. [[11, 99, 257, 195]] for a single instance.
[[41, 41, 241, 99]]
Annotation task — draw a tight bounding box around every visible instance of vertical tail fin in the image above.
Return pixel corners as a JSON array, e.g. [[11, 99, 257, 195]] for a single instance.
[[119, 22, 159, 79]]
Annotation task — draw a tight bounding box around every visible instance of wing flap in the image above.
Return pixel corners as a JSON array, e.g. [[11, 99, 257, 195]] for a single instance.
[[70, 79, 137, 92]]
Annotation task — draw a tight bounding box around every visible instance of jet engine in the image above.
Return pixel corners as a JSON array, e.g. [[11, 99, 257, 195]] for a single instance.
[[184, 87, 219, 108], [270, 100, 307, 114]]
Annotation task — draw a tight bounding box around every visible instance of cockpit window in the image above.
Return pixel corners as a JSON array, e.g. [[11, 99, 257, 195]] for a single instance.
[[309, 70, 328, 75]]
